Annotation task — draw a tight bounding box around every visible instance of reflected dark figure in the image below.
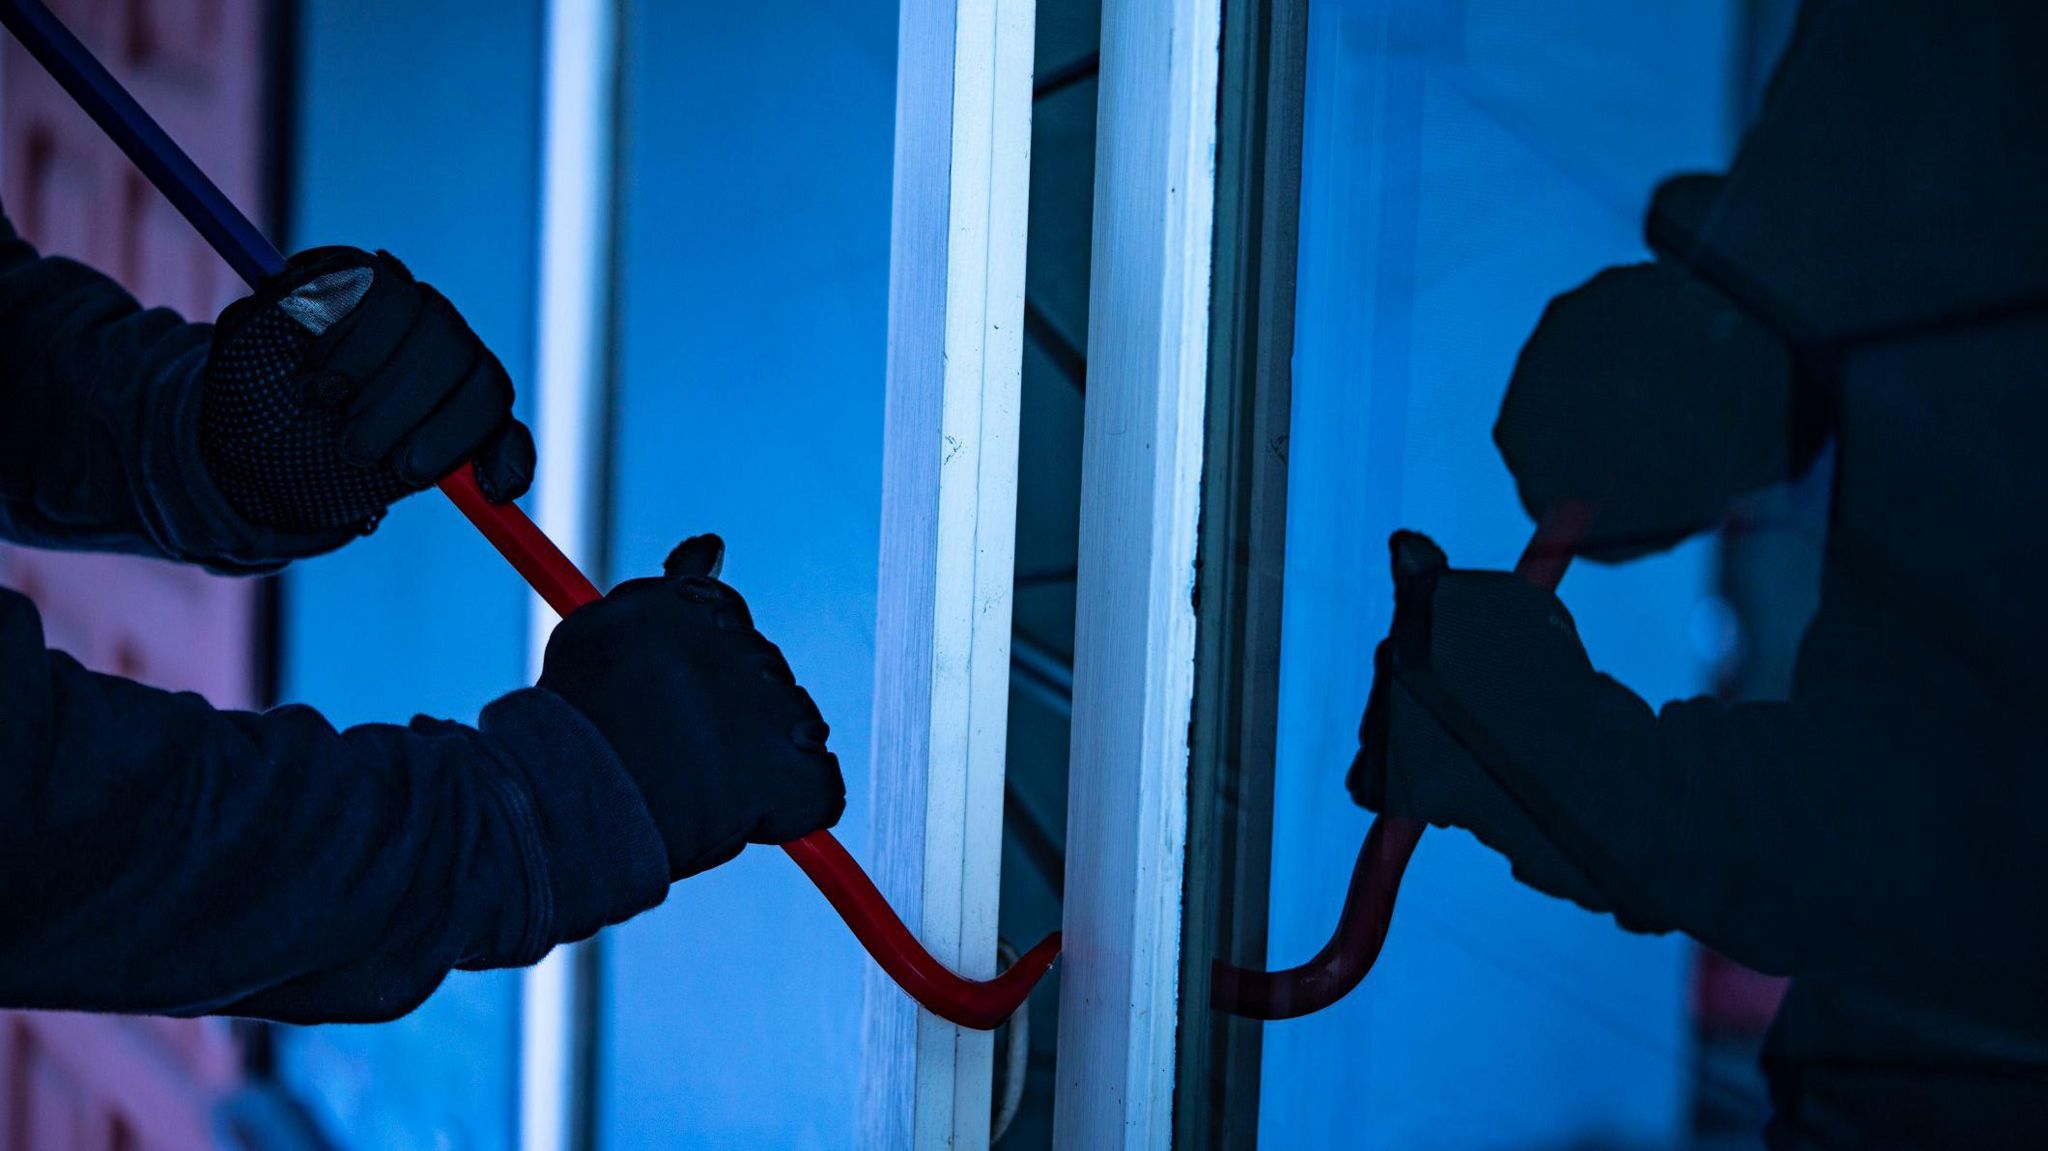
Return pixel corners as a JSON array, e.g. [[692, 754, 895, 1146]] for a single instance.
[[1348, 2, 2048, 1146], [0, 213, 843, 1021]]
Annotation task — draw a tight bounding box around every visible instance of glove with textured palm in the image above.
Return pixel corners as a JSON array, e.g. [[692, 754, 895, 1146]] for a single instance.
[[538, 535, 846, 880], [201, 246, 534, 539]]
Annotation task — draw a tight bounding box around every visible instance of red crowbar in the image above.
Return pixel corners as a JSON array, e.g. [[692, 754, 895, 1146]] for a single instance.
[[1211, 502, 1594, 1020], [0, 0, 1058, 1030], [440, 471, 1060, 1029]]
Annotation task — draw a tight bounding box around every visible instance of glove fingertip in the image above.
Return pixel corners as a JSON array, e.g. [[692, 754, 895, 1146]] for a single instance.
[[372, 249, 419, 283], [664, 534, 726, 581], [1389, 530, 1449, 581], [474, 421, 537, 503]]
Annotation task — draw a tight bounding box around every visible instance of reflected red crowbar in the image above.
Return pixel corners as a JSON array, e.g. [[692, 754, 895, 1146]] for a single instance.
[[0, 0, 1058, 1031], [1211, 502, 1594, 1020]]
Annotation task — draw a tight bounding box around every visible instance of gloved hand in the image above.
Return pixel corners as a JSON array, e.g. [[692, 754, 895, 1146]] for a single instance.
[[201, 246, 534, 536], [538, 535, 846, 880], [1493, 260, 1799, 563], [1347, 531, 1617, 916]]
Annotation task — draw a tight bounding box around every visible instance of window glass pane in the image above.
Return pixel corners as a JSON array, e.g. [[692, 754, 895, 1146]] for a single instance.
[[1266, 5, 1731, 1140], [277, 2, 546, 1144], [595, 4, 895, 1146], [1186, 2, 1810, 1145]]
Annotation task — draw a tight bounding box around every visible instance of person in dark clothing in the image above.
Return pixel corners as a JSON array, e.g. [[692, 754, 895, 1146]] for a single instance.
[[1346, 2, 2048, 1146], [0, 214, 844, 1022]]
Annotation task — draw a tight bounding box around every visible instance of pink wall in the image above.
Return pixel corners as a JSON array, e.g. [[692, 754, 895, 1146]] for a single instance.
[[0, 1, 270, 1146]]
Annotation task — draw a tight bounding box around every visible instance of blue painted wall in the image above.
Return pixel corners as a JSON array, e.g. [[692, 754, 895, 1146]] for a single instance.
[[595, 3, 895, 1147], [276, 4, 892, 1145], [278, 2, 543, 1147], [1260, 2, 1738, 1146]]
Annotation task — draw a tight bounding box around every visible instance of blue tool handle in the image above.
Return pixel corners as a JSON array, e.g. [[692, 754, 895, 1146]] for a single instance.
[[0, 0, 285, 286]]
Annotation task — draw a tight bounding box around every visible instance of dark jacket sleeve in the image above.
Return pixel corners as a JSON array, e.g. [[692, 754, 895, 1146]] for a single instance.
[[0, 588, 669, 1023], [1647, 0, 2048, 349], [0, 206, 350, 571], [1418, 579, 2045, 992], [1522, 679, 2006, 982]]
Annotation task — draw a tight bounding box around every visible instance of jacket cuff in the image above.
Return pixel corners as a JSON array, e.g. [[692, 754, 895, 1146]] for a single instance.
[[467, 688, 670, 966]]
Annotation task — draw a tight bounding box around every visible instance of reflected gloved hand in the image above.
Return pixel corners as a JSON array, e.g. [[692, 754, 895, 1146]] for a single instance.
[[539, 535, 846, 880], [201, 246, 535, 538], [1347, 531, 1617, 916], [1493, 260, 1799, 563]]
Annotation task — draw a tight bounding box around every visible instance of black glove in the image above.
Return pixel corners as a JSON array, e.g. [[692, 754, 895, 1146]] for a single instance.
[[201, 246, 535, 536], [538, 535, 846, 880], [1348, 531, 1617, 916], [1493, 260, 1800, 563]]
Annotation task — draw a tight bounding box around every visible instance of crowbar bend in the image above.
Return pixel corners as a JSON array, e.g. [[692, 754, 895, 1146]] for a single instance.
[[1210, 503, 1593, 1020], [0, 0, 1058, 1031]]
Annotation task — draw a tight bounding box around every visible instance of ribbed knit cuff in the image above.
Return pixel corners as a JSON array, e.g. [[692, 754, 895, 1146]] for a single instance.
[[467, 688, 670, 966]]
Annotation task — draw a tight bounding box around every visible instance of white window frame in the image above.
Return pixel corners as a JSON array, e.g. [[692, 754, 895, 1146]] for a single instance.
[[859, 0, 1037, 1148], [865, 0, 1222, 1144], [1052, 0, 1222, 1146]]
